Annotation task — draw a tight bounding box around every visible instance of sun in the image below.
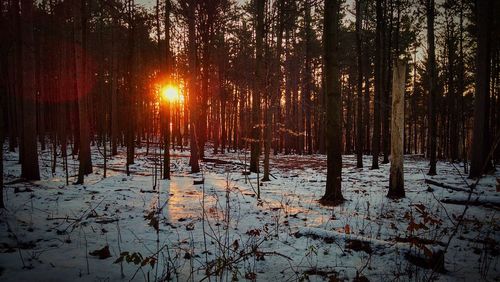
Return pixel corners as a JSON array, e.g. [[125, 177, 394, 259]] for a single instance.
[[161, 85, 180, 103]]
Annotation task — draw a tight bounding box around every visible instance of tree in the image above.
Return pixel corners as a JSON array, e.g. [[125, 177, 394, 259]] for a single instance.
[[321, 0, 344, 204], [184, 0, 200, 173], [444, 0, 459, 162], [388, 59, 406, 198], [381, 0, 392, 165], [469, 0, 494, 178], [20, 0, 40, 181], [125, 0, 135, 176], [273, 0, 285, 152], [426, 0, 437, 175], [75, 0, 92, 184], [250, 0, 265, 173], [371, 0, 383, 170], [457, 0, 468, 172], [303, 0, 313, 155], [110, 15, 119, 156], [355, 0, 364, 168], [163, 0, 171, 180]]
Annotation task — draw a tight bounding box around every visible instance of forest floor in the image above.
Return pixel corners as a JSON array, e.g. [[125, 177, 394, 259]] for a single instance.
[[0, 145, 499, 281]]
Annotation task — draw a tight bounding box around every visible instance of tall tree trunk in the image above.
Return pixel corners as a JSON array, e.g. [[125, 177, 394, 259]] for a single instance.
[[7, 0, 21, 153], [250, 0, 265, 173], [388, 60, 406, 198], [355, 0, 364, 168], [371, 0, 383, 170], [382, 0, 393, 165], [303, 0, 313, 155], [75, 0, 92, 184], [273, 1, 284, 155], [445, 11, 459, 161], [426, 0, 437, 175], [187, 0, 199, 173], [345, 78, 353, 153], [20, 0, 40, 180], [262, 95, 271, 181], [98, 7, 107, 178], [469, 0, 493, 178], [411, 49, 418, 155], [364, 57, 371, 154], [163, 0, 171, 180], [219, 33, 227, 154], [126, 0, 135, 176], [262, 6, 272, 182], [110, 19, 119, 156], [321, 0, 344, 204]]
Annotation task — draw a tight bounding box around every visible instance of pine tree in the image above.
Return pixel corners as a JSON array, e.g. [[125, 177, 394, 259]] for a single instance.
[[321, 0, 344, 205]]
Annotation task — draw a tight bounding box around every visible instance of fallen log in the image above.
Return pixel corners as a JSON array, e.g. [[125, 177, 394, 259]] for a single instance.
[[440, 197, 500, 210], [425, 178, 476, 194]]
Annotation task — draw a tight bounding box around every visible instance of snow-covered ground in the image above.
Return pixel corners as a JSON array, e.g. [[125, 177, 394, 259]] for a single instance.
[[0, 144, 499, 281]]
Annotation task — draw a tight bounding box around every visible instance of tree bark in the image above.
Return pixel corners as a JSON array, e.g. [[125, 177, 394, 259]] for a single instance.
[[469, 0, 493, 178], [303, 0, 313, 155], [110, 18, 119, 156], [163, 0, 171, 180], [125, 0, 135, 176], [445, 12, 458, 161], [187, 0, 199, 173], [321, 0, 344, 205], [371, 0, 383, 170], [20, 0, 40, 180], [426, 0, 437, 175], [355, 0, 364, 168], [388, 59, 406, 199], [250, 0, 265, 173], [75, 0, 92, 184], [382, 0, 393, 165]]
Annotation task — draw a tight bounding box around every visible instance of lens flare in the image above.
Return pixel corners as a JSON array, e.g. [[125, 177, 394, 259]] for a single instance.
[[161, 85, 180, 103]]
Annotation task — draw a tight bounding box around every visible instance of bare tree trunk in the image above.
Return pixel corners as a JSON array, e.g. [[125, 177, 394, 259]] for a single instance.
[[470, 0, 493, 178], [163, 0, 171, 180], [250, 0, 265, 173], [364, 57, 371, 154], [98, 7, 107, 178], [321, 0, 344, 204], [445, 11, 459, 162], [382, 0, 393, 165], [7, 0, 20, 153], [345, 78, 353, 154], [355, 0, 364, 168], [371, 0, 383, 170], [262, 96, 271, 181], [75, 0, 92, 184], [426, 0, 437, 175], [187, 0, 199, 173], [20, 0, 40, 180], [303, 0, 313, 155], [388, 60, 406, 199], [110, 19, 118, 156], [273, 2, 284, 155], [125, 0, 135, 176], [262, 4, 272, 181], [219, 34, 227, 153]]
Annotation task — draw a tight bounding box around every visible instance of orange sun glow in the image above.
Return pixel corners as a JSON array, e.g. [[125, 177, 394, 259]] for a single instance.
[[161, 85, 180, 103]]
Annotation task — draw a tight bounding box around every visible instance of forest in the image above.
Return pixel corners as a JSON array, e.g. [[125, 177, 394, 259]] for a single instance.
[[0, 0, 499, 281]]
